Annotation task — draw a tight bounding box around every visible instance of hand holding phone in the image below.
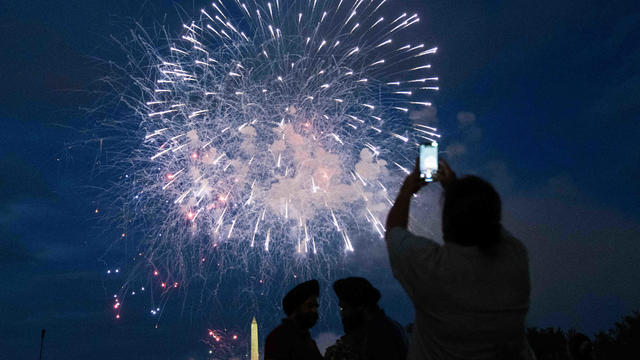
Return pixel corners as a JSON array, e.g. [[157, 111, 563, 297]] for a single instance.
[[436, 158, 456, 189]]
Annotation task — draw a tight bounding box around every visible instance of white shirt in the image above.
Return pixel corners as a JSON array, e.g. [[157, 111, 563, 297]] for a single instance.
[[386, 227, 532, 360]]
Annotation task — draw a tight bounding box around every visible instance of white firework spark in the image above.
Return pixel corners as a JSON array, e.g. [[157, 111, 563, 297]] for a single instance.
[[101, 0, 439, 317]]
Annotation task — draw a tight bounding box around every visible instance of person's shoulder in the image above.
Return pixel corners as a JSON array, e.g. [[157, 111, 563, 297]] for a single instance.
[[498, 228, 530, 265], [265, 322, 295, 358], [365, 313, 408, 358], [386, 226, 439, 248], [384, 315, 406, 336], [500, 228, 528, 251], [370, 312, 406, 338], [265, 321, 292, 342], [385, 226, 408, 241]]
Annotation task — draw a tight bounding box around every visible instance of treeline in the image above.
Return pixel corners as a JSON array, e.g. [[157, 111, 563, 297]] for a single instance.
[[527, 311, 640, 359]]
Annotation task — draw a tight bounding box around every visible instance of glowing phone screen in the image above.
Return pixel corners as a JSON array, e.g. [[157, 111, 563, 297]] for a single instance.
[[420, 142, 438, 182]]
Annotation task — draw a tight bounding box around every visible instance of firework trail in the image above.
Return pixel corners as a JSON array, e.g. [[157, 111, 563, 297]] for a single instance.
[[102, 0, 439, 318]]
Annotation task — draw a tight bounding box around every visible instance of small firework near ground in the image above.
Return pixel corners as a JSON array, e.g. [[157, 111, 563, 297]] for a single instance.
[[203, 327, 246, 359], [97, 0, 439, 319]]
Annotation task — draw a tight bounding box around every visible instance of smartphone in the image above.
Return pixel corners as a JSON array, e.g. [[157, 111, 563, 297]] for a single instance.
[[420, 141, 438, 182]]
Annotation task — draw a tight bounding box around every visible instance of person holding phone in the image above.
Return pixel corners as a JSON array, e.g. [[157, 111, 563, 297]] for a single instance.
[[385, 156, 534, 360]]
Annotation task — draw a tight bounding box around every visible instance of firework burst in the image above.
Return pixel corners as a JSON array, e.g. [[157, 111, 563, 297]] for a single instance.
[[101, 0, 439, 317]]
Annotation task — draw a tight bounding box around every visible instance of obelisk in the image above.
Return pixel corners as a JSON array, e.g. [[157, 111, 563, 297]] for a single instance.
[[251, 316, 259, 360]]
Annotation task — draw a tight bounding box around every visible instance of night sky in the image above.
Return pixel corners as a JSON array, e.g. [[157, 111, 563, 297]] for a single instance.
[[1, 0, 639, 359]]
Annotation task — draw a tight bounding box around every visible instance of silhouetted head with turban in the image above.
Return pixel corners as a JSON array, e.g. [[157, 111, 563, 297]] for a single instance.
[[282, 279, 319, 330], [333, 277, 381, 333]]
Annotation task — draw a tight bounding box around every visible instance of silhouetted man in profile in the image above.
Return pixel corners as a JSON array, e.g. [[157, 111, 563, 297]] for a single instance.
[[385, 159, 534, 359], [264, 279, 323, 360], [325, 277, 408, 360]]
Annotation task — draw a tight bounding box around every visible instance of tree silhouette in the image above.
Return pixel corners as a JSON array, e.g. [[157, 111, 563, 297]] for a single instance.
[[526, 311, 640, 360], [526, 327, 568, 360], [593, 311, 640, 359]]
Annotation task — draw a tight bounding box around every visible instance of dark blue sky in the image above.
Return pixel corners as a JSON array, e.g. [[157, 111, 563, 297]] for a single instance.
[[1, 0, 639, 359]]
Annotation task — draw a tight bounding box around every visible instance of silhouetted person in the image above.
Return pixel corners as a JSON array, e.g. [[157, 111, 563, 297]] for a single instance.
[[325, 277, 408, 360], [385, 159, 534, 359], [264, 279, 323, 360]]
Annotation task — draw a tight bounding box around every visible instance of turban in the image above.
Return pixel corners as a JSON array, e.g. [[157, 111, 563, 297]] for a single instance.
[[333, 277, 380, 307]]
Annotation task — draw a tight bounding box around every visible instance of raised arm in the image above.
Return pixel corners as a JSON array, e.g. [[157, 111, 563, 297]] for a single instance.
[[385, 158, 427, 231], [385, 158, 456, 231]]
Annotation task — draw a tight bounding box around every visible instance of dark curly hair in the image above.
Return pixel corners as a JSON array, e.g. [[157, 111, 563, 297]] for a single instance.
[[442, 175, 502, 249]]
